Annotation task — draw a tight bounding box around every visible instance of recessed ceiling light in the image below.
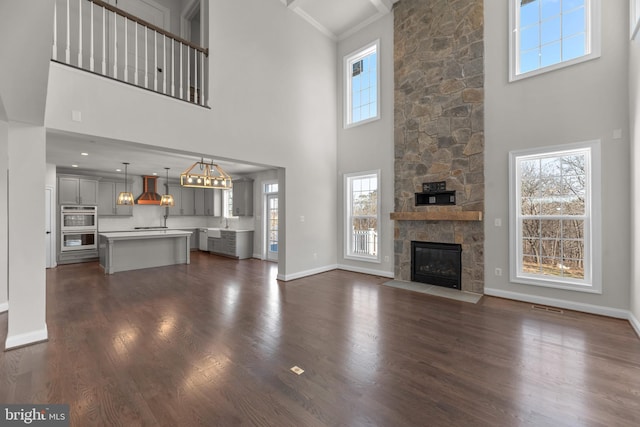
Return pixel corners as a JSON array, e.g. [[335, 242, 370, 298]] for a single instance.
[[152, 172, 158, 176], [116, 168, 122, 172], [81, 152, 88, 156], [71, 164, 79, 168]]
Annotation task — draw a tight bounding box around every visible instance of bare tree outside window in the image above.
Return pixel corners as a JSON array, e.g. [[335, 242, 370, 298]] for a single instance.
[[518, 151, 587, 279]]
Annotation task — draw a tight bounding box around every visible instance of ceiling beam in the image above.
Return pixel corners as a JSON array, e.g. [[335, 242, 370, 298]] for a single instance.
[[369, 0, 393, 14]]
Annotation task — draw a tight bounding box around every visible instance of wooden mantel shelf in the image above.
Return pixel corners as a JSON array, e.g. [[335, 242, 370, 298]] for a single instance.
[[390, 211, 483, 221]]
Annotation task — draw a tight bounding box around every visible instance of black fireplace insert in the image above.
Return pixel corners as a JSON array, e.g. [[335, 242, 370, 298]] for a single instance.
[[411, 241, 462, 289]]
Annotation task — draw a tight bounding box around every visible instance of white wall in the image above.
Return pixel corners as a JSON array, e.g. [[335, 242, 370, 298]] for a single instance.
[[630, 34, 640, 331], [484, 1, 631, 315], [6, 123, 48, 349], [336, 13, 394, 278], [0, 119, 8, 312], [44, 0, 338, 280]]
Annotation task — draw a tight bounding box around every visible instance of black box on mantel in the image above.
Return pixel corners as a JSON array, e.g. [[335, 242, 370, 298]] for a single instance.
[[415, 190, 456, 206]]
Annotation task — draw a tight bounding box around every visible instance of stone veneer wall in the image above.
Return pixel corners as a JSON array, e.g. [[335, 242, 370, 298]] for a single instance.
[[393, 0, 485, 293]]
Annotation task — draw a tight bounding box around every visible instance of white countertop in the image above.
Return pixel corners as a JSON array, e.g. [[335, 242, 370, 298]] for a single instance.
[[99, 230, 193, 240]]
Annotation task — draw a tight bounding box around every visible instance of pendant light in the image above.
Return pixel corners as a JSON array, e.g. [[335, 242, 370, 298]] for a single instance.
[[116, 162, 135, 205], [160, 167, 175, 207]]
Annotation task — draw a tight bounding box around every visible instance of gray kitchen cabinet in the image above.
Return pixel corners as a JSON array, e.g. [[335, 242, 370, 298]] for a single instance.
[[181, 187, 196, 216], [168, 185, 182, 215], [195, 188, 222, 216], [232, 179, 254, 216], [58, 175, 99, 205], [98, 181, 132, 216], [208, 230, 253, 259]]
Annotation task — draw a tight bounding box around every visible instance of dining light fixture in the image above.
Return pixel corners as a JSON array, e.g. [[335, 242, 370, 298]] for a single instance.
[[116, 162, 135, 205], [180, 158, 232, 190], [160, 167, 175, 207]]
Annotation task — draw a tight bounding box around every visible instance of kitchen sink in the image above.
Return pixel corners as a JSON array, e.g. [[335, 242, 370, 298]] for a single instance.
[[207, 228, 221, 238]]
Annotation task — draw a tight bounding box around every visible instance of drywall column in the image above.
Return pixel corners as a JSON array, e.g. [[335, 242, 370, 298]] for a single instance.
[[0, 119, 8, 313], [5, 122, 47, 349]]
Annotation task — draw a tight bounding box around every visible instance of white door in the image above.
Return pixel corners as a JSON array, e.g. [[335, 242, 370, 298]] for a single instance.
[[45, 187, 55, 268], [266, 193, 278, 262]]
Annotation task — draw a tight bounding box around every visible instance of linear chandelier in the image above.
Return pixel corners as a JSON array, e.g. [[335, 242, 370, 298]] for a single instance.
[[180, 159, 232, 190]]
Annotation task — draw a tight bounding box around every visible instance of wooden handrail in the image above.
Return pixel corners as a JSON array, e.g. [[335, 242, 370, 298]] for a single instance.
[[89, 0, 208, 56]]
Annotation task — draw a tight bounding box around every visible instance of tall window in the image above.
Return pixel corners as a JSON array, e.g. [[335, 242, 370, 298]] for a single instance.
[[509, 0, 600, 81], [224, 190, 233, 218], [345, 171, 380, 262], [344, 40, 379, 127], [509, 141, 601, 293]]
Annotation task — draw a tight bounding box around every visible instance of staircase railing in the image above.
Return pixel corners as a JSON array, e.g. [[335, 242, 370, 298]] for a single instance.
[[52, 0, 208, 106]]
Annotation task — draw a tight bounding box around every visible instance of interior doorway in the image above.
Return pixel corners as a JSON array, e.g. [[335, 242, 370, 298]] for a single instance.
[[45, 187, 56, 268], [264, 182, 278, 262]]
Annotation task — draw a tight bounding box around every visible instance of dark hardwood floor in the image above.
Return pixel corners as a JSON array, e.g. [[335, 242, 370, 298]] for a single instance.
[[1, 252, 639, 426]]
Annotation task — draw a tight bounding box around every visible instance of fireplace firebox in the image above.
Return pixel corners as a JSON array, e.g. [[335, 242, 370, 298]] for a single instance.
[[411, 241, 462, 289]]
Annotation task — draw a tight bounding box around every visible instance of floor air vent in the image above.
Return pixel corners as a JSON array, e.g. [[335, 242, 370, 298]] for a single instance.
[[531, 305, 564, 314]]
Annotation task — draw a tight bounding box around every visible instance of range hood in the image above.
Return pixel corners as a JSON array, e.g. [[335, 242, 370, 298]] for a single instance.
[[135, 176, 163, 205]]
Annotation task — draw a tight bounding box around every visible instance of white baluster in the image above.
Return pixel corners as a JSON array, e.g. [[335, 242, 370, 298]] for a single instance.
[[144, 27, 148, 88], [65, 0, 70, 63], [112, 11, 117, 78], [77, 0, 82, 67], [179, 43, 183, 99], [171, 39, 175, 96], [52, 1, 57, 60], [89, 1, 94, 71], [101, 6, 106, 75], [163, 35, 167, 94], [194, 51, 198, 104], [134, 23, 138, 85], [154, 32, 158, 91], [201, 50, 205, 106], [123, 18, 128, 82], [187, 46, 190, 102]]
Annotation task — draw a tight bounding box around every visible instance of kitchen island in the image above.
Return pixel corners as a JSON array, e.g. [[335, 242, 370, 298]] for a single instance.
[[99, 230, 191, 274]]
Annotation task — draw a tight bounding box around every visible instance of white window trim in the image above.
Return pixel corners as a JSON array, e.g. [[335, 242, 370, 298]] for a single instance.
[[344, 170, 381, 263], [508, 140, 602, 293], [343, 39, 380, 129], [632, 0, 640, 39], [509, 0, 601, 82]]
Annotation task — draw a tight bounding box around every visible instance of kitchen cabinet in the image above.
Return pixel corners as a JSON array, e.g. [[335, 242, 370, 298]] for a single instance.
[[208, 230, 253, 259], [232, 179, 254, 216], [168, 185, 196, 216], [58, 176, 99, 205], [195, 188, 222, 216], [98, 181, 133, 216]]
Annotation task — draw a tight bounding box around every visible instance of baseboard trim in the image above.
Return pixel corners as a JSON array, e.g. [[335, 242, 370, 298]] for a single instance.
[[5, 324, 48, 350], [484, 288, 629, 319], [337, 264, 394, 278], [629, 311, 640, 338], [277, 264, 338, 281], [0, 301, 7, 313]]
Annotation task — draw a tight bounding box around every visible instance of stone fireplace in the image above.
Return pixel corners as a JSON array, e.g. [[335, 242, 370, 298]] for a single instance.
[[393, 0, 484, 293]]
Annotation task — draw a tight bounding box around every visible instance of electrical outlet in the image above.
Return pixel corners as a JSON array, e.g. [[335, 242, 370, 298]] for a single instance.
[[384, 256, 389, 262], [494, 218, 502, 227], [494, 268, 502, 276], [313, 253, 317, 260], [300, 215, 305, 222]]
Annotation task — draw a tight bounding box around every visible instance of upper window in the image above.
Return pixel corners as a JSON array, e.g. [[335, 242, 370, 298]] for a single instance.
[[345, 171, 380, 262], [224, 190, 234, 218], [509, 141, 601, 293], [344, 40, 380, 128], [509, 0, 601, 81]]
